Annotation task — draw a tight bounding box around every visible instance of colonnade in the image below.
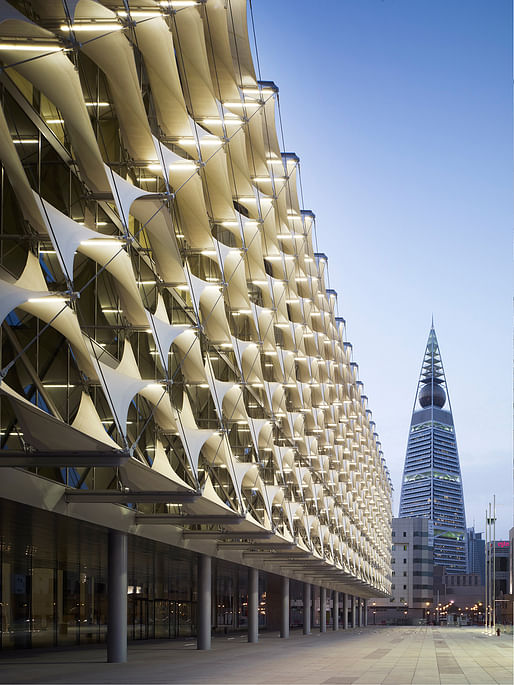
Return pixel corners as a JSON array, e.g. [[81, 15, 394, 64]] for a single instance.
[[106, 539, 370, 662]]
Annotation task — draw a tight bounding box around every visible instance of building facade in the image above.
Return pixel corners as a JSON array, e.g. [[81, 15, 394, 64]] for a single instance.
[[399, 325, 466, 572], [466, 527, 485, 583], [433, 565, 484, 623], [486, 541, 510, 597], [0, 0, 392, 656], [509, 528, 514, 595], [369, 517, 433, 625]]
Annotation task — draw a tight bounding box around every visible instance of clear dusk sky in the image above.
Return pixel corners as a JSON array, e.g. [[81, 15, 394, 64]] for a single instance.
[[251, 0, 513, 538]]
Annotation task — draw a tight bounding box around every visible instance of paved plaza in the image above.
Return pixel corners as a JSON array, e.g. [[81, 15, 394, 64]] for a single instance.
[[0, 626, 512, 685]]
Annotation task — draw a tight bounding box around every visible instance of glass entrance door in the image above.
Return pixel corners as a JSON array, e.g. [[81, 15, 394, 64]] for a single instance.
[[129, 598, 149, 640]]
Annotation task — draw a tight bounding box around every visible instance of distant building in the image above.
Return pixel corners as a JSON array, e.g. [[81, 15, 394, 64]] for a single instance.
[[433, 565, 484, 610], [466, 528, 485, 583], [510, 528, 514, 594], [486, 541, 510, 597], [369, 517, 433, 625], [399, 325, 467, 573]]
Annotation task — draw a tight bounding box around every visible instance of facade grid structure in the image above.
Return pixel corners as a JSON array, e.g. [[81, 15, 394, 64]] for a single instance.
[[0, 0, 391, 654]]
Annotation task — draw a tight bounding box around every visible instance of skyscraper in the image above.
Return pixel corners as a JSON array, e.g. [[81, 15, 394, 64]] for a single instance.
[[399, 325, 467, 572]]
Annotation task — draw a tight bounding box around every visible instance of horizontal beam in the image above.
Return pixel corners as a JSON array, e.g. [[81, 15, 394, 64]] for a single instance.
[[242, 552, 308, 560], [135, 514, 244, 525], [0, 450, 129, 467], [217, 542, 296, 550], [183, 530, 272, 540], [273, 563, 331, 569], [65, 489, 199, 504]]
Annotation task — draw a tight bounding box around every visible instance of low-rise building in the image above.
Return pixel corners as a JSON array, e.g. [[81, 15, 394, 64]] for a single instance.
[[487, 541, 510, 597], [433, 565, 485, 623], [509, 528, 514, 595]]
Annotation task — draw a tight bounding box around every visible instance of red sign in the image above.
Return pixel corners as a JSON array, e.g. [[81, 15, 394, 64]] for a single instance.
[[497, 541, 509, 548]]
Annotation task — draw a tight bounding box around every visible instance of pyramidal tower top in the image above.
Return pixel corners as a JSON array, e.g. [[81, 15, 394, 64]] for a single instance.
[[399, 323, 467, 573]]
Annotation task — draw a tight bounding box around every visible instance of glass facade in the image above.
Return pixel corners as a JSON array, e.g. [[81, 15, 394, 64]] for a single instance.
[[0, 499, 277, 650]]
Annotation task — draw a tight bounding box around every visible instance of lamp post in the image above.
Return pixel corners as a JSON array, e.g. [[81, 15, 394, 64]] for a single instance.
[[491, 495, 496, 633], [485, 497, 497, 635], [424, 601, 430, 624]]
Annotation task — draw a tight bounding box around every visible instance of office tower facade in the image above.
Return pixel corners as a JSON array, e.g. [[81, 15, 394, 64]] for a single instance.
[[466, 527, 485, 583], [0, 0, 391, 652], [399, 326, 466, 572]]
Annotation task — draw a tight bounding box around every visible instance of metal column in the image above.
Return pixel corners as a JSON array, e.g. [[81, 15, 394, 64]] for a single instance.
[[197, 554, 211, 650], [248, 567, 258, 643], [107, 530, 127, 663], [280, 576, 290, 639], [343, 592, 348, 629], [352, 595, 358, 628], [303, 582, 311, 635], [320, 587, 326, 632], [364, 598, 368, 626], [333, 590, 339, 631]]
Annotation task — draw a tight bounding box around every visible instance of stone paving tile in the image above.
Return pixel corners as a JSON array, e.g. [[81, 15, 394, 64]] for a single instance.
[[0, 626, 512, 684]]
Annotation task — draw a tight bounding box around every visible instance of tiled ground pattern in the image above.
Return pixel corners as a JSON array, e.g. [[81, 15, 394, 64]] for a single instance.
[[0, 626, 512, 684]]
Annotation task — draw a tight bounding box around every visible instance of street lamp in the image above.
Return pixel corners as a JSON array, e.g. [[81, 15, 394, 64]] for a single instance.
[[485, 497, 497, 635]]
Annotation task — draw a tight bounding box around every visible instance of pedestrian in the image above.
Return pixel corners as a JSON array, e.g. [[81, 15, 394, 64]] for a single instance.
[[496, 627, 500, 637]]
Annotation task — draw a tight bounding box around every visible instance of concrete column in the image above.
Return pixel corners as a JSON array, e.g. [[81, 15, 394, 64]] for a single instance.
[[280, 576, 289, 639], [107, 530, 127, 663], [320, 587, 326, 632], [364, 598, 368, 626], [343, 592, 348, 630], [359, 598, 363, 627], [352, 595, 358, 628], [248, 567, 258, 643], [303, 582, 311, 635], [333, 590, 339, 631], [197, 554, 211, 650]]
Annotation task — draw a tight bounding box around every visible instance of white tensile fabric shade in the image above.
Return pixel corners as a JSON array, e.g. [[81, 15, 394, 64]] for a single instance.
[[0, 0, 392, 597]]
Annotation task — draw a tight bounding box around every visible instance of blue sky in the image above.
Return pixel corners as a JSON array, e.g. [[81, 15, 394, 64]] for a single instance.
[[251, 0, 513, 538]]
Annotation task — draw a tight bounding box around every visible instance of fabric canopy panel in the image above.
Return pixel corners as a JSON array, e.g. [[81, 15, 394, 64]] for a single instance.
[[87, 339, 160, 440], [121, 455, 194, 495], [0, 105, 45, 232], [134, 17, 191, 138], [80, 27, 156, 162], [0, 252, 95, 377], [146, 295, 190, 374], [0, 381, 122, 453]]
